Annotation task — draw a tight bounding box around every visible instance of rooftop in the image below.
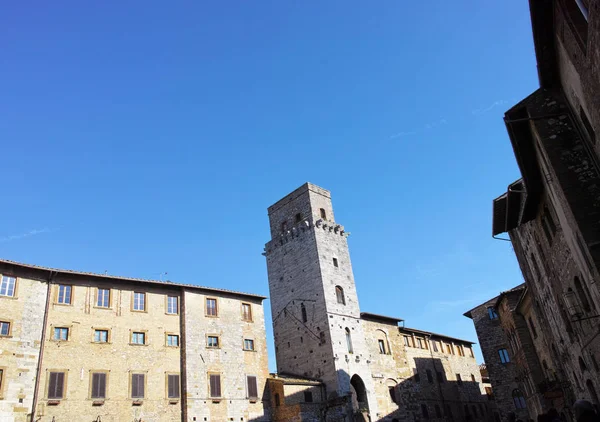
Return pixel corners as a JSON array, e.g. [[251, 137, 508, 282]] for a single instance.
[[360, 312, 403, 325], [400, 326, 475, 345]]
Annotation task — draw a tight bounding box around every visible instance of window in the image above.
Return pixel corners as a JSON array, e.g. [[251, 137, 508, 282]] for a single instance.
[[378, 339, 386, 354], [560, 0, 589, 49], [417, 338, 425, 349], [94, 330, 108, 343], [332, 258, 339, 267], [97, 288, 110, 308], [542, 206, 557, 242], [57, 285, 72, 305], [499, 348, 510, 363], [207, 335, 219, 348], [471, 374, 476, 383], [446, 344, 453, 354], [167, 334, 179, 347], [53, 327, 68, 341], [295, 213, 303, 223], [131, 373, 145, 399], [209, 374, 221, 398], [432, 340, 438, 352], [131, 332, 145, 345], [580, 106, 596, 144], [167, 374, 180, 399], [320, 208, 327, 220], [485, 386, 493, 398], [488, 307, 498, 319], [206, 298, 218, 316], [244, 339, 255, 351], [304, 391, 313, 402], [167, 296, 178, 315], [574, 276, 592, 312], [437, 371, 444, 383], [435, 404, 442, 418], [512, 389, 526, 409], [0, 321, 10, 336], [133, 292, 145, 311], [404, 336, 412, 347], [0, 276, 16, 297], [427, 370, 433, 383], [579, 356, 587, 372], [91, 372, 107, 399], [345, 328, 353, 354], [301, 303, 307, 323], [421, 404, 429, 419], [456, 374, 462, 385], [335, 286, 345, 305], [281, 221, 287, 232], [467, 346, 474, 357], [0, 369, 3, 395], [242, 303, 252, 321], [528, 317, 538, 339], [457, 345, 465, 357], [247, 375, 258, 399], [275, 392, 281, 406], [48, 372, 65, 399]]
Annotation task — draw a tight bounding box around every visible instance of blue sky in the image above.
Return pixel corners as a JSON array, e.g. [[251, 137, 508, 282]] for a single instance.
[[1, 1, 536, 368]]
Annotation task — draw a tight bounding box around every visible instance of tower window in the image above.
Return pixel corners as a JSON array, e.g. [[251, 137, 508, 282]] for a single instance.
[[281, 221, 288, 232], [487, 307, 498, 319], [301, 303, 307, 323], [345, 328, 353, 354], [303, 391, 313, 402], [512, 389, 526, 409], [335, 286, 345, 305], [320, 208, 327, 220], [574, 276, 592, 312], [498, 348, 510, 363], [333, 258, 338, 268], [295, 213, 303, 223]]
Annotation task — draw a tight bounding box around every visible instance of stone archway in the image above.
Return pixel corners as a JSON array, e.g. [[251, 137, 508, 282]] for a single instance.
[[350, 374, 370, 420]]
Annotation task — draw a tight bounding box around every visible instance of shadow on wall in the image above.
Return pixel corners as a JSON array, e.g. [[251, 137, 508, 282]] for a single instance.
[[249, 358, 501, 422]]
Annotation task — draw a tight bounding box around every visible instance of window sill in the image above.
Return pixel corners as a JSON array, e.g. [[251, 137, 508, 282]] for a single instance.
[[130, 309, 148, 313], [92, 400, 105, 406], [132, 400, 144, 406], [242, 319, 254, 323], [205, 315, 219, 318], [129, 343, 148, 347], [168, 399, 180, 404], [165, 312, 179, 316], [50, 339, 69, 343], [211, 398, 222, 403], [54, 303, 73, 307], [166, 345, 180, 348], [0, 295, 18, 300], [0, 335, 12, 339], [243, 349, 256, 352], [93, 306, 112, 310], [206, 347, 221, 350], [47, 400, 61, 405], [249, 398, 258, 403]]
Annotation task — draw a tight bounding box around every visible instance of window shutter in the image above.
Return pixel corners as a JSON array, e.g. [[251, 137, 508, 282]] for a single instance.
[[247, 376, 258, 398], [168, 375, 180, 398], [92, 373, 99, 398], [210, 374, 221, 397], [99, 374, 106, 398], [132, 374, 144, 398], [55, 372, 64, 399]]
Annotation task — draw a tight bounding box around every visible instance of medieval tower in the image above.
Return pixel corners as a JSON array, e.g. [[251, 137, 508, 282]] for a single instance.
[[264, 183, 378, 416]]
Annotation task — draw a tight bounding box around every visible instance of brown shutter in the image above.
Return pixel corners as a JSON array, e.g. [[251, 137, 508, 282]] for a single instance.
[[210, 374, 221, 397], [168, 375, 180, 398], [247, 376, 258, 398], [55, 372, 64, 399], [132, 374, 144, 398]]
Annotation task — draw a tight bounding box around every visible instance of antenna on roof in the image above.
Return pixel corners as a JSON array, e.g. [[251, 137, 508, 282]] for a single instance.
[[160, 272, 168, 281], [104, 270, 108, 275]]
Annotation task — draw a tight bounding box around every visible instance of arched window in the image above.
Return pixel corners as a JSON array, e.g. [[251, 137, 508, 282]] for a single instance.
[[386, 379, 398, 404], [579, 356, 588, 372], [301, 303, 307, 323], [335, 286, 345, 305], [345, 328, 353, 354], [320, 208, 327, 220], [574, 276, 592, 312], [512, 389, 526, 409]]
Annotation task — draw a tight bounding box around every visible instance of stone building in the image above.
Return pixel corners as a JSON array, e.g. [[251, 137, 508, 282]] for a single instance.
[[0, 259, 270, 422], [264, 183, 493, 422], [488, 0, 600, 418]]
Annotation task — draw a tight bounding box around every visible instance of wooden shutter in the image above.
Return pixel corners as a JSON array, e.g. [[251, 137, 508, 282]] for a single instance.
[[210, 374, 221, 397], [132, 374, 144, 398], [48, 372, 64, 399], [92, 373, 106, 398], [247, 376, 258, 398], [168, 374, 180, 398]]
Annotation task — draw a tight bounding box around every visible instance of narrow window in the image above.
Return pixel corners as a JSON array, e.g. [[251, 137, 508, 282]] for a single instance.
[[244, 339, 255, 351], [168, 374, 180, 399], [468, 346, 474, 358], [435, 405, 442, 418], [275, 393, 281, 406], [0, 276, 16, 297], [0, 369, 4, 394], [512, 389, 526, 409], [133, 292, 145, 311], [206, 298, 218, 316], [209, 374, 221, 398], [528, 317, 538, 338], [247, 375, 258, 399], [471, 374, 476, 382], [404, 336, 412, 347], [97, 288, 110, 308], [131, 332, 145, 345], [579, 356, 588, 372], [421, 404, 429, 419], [57, 285, 72, 305], [432, 340, 438, 352], [437, 372, 444, 383], [345, 328, 353, 354], [458, 345, 465, 356], [320, 208, 327, 220], [91, 373, 107, 399], [499, 348, 510, 363], [335, 286, 345, 305], [332, 258, 339, 268], [446, 344, 453, 354], [418, 338, 424, 349], [304, 391, 313, 402], [0, 321, 10, 336], [295, 213, 303, 223], [320, 331, 326, 345], [487, 307, 498, 319], [561, 0, 589, 49], [427, 370, 433, 383], [378, 339, 386, 354], [389, 386, 397, 404], [167, 296, 178, 314], [301, 303, 307, 323], [131, 374, 145, 399], [530, 253, 541, 280], [48, 372, 65, 399], [167, 334, 179, 347], [281, 221, 287, 232], [94, 329, 108, 343], [242, 303, 252, 321], [574, 276, 592, 312], [207, 335, 219, 348], [53, 327, 69, 341], [456, 374, 463, 385]]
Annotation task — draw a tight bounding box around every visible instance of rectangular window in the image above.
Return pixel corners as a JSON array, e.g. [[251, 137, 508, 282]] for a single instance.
[[0, 276, 16, 297], [528, 317, 538, 339], [0, 321, 10, 336], [167, 334, 179, 347], [446, 344, 453, 354], [167, 296, 178, 315], [418, 338, 424, 349], [456, 374, 462, 385], [244, 339, 255, 351], [57, 285, 72, 304], [458, 345, 465, 357], [53, 327, 68, 341], [97, 288, 110, 308], [404, 336, 412, 347], [207, 335, 219, 348], [133, 292, 145, 311], [333, 258, 339, 267], [91, 373, 107, 399], [48, 372, 65, 399], [94, 330, 108, 343], [131, 373, 145, 399], [247, 375, 258, 399], [499, 348, 510, 363], [471, 374, 476, 383], [242, 303, 252, 321], [206, 298, 218, 317], [488, 307, 498, 319], [131, 332, 145, 345], [467, 346, 474, 358], [304, 391, 313, 402], [432, 340, 438, 352], [209, 374, 221, 398], [168, 374, 180, 399], [378, 339, 386, 354]]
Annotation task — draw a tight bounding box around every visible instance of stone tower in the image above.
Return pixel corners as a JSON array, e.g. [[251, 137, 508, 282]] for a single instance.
[[264, 183, 378, 416]]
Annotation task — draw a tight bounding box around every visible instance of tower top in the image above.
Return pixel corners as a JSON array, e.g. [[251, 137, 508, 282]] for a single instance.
[[267, 183, 330, 214]]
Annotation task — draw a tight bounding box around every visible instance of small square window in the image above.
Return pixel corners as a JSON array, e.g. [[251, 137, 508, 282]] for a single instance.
[[53, 327, 69, 341], [133, 292, 145, 311], [57, 285, 72, 305], [333, 258, 339, 267], [207, 336, 219, 348], [0, 321, 10, 336], [0, 276, 16, 297], [244, 339, 255, 351], [167, 334, 179, 347], [97, 288, 110, 308], [94, 329, 108, 343], [206, 298, 218, 317], [131, 332, 146, 345]]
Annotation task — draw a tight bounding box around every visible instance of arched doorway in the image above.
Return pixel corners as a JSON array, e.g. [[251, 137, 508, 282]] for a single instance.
[[350, 374, 370, 414]]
